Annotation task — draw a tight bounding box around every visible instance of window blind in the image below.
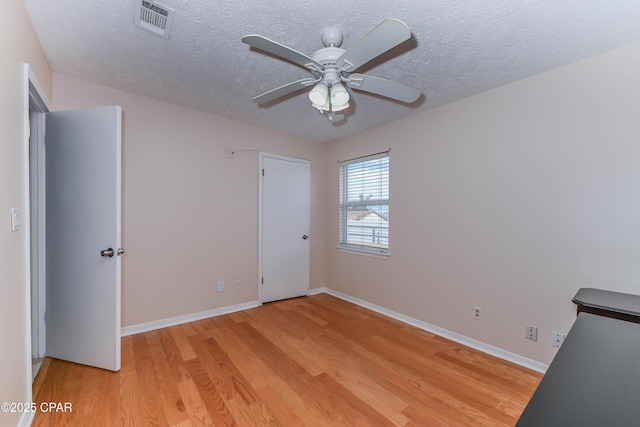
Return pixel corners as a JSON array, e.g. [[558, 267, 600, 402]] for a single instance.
[[338, 151, 389, 254]]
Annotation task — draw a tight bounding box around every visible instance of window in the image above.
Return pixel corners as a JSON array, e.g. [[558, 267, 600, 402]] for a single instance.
[[338, 151, 389, 257]]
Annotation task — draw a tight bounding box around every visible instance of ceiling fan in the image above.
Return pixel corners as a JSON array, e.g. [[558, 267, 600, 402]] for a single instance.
[[242, 18, 421, 122]]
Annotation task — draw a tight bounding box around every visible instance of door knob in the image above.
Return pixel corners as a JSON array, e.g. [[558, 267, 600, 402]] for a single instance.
[[117, 248, 125, 256], [100, 248, 114, 257], [302, 235, 309, 240]]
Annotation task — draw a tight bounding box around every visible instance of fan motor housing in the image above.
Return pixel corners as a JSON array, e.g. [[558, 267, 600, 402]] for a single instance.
[[312, 47, 346, 65]]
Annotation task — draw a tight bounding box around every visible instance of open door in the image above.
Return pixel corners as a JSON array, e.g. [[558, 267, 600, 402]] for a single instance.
[[45, 106, 122, 371]]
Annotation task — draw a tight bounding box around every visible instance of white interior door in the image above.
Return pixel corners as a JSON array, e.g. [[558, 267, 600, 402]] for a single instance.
[[45, 106, 122, 371], [261, 154, 310, 303]]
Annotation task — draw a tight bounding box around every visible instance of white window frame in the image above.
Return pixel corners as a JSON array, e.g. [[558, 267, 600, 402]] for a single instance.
[[337, 151, 390, 259]]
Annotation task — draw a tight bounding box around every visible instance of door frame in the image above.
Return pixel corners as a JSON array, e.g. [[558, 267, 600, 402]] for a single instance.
[[258, 152, 311, 304], [25, 65, 51, 366]]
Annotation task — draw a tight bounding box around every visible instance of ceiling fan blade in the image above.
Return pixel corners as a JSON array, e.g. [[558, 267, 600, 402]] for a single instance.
[[346, 74, 421, 103], [252, 78, 316, 104], [242, 35, 322, 72], [336, 18, 412, 72]]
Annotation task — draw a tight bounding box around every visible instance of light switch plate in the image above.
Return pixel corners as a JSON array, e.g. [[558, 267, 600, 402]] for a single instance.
[[10, 208, 19, 232]]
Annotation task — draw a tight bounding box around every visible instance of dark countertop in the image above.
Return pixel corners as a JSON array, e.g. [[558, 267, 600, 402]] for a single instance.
[[516, 313, 640, 427]]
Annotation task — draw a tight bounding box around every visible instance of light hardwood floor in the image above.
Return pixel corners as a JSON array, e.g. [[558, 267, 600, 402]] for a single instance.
[[32, 293, 541, 426]]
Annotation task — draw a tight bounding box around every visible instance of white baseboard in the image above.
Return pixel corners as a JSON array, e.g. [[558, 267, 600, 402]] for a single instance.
[[120, 288, 547, 374], [322, 288, 548, 374], [121, 300, 260, 336]]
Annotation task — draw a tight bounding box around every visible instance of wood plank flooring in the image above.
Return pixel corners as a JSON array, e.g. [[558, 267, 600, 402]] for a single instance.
[[32, 293, 541, 426]]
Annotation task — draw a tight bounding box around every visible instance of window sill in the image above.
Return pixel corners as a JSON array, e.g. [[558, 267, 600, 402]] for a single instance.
[[337, 246, 390, 259]]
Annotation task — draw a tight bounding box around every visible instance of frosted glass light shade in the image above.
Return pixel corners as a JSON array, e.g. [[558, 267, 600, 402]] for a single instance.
[[308, 82, 329, 105], [312, 97, 331, 111], [330, 82, 350, 107], [332, 101, 349, 112]]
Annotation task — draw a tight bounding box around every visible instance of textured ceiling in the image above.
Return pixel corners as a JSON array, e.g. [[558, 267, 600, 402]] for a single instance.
[[23, 0, 640, 142]]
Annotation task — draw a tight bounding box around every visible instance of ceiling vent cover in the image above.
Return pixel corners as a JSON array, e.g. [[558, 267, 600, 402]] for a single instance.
[[134, 0, 175, 39]]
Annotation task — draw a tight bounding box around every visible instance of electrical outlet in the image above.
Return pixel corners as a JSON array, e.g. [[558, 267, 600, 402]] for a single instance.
[[234, 279, 241, 290], [225, 147, 235, 158], [216, 281, 224, 293], [552, 331, 565, 348], [526, 325, 538, 341], [473, 306, 482, 320]]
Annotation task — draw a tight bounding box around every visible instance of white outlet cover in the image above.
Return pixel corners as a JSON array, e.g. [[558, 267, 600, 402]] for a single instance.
[[552, 331, 565, 347], [473, 306, 482, 320]]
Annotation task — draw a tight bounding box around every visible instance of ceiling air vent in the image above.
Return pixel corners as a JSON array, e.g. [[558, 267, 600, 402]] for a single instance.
[[134, 0, 175, 39]]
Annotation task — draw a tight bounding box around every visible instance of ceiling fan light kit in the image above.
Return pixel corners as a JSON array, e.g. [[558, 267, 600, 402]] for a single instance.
[[309, 82, 329, 105], [242, 18, 421, 122], [331, 101, 349, 112], [330, 82, 350, 107]]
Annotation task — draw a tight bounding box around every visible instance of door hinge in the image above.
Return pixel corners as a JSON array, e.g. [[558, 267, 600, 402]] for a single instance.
[[261, 277, 264, 284], [262, 168, 265, 176]]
